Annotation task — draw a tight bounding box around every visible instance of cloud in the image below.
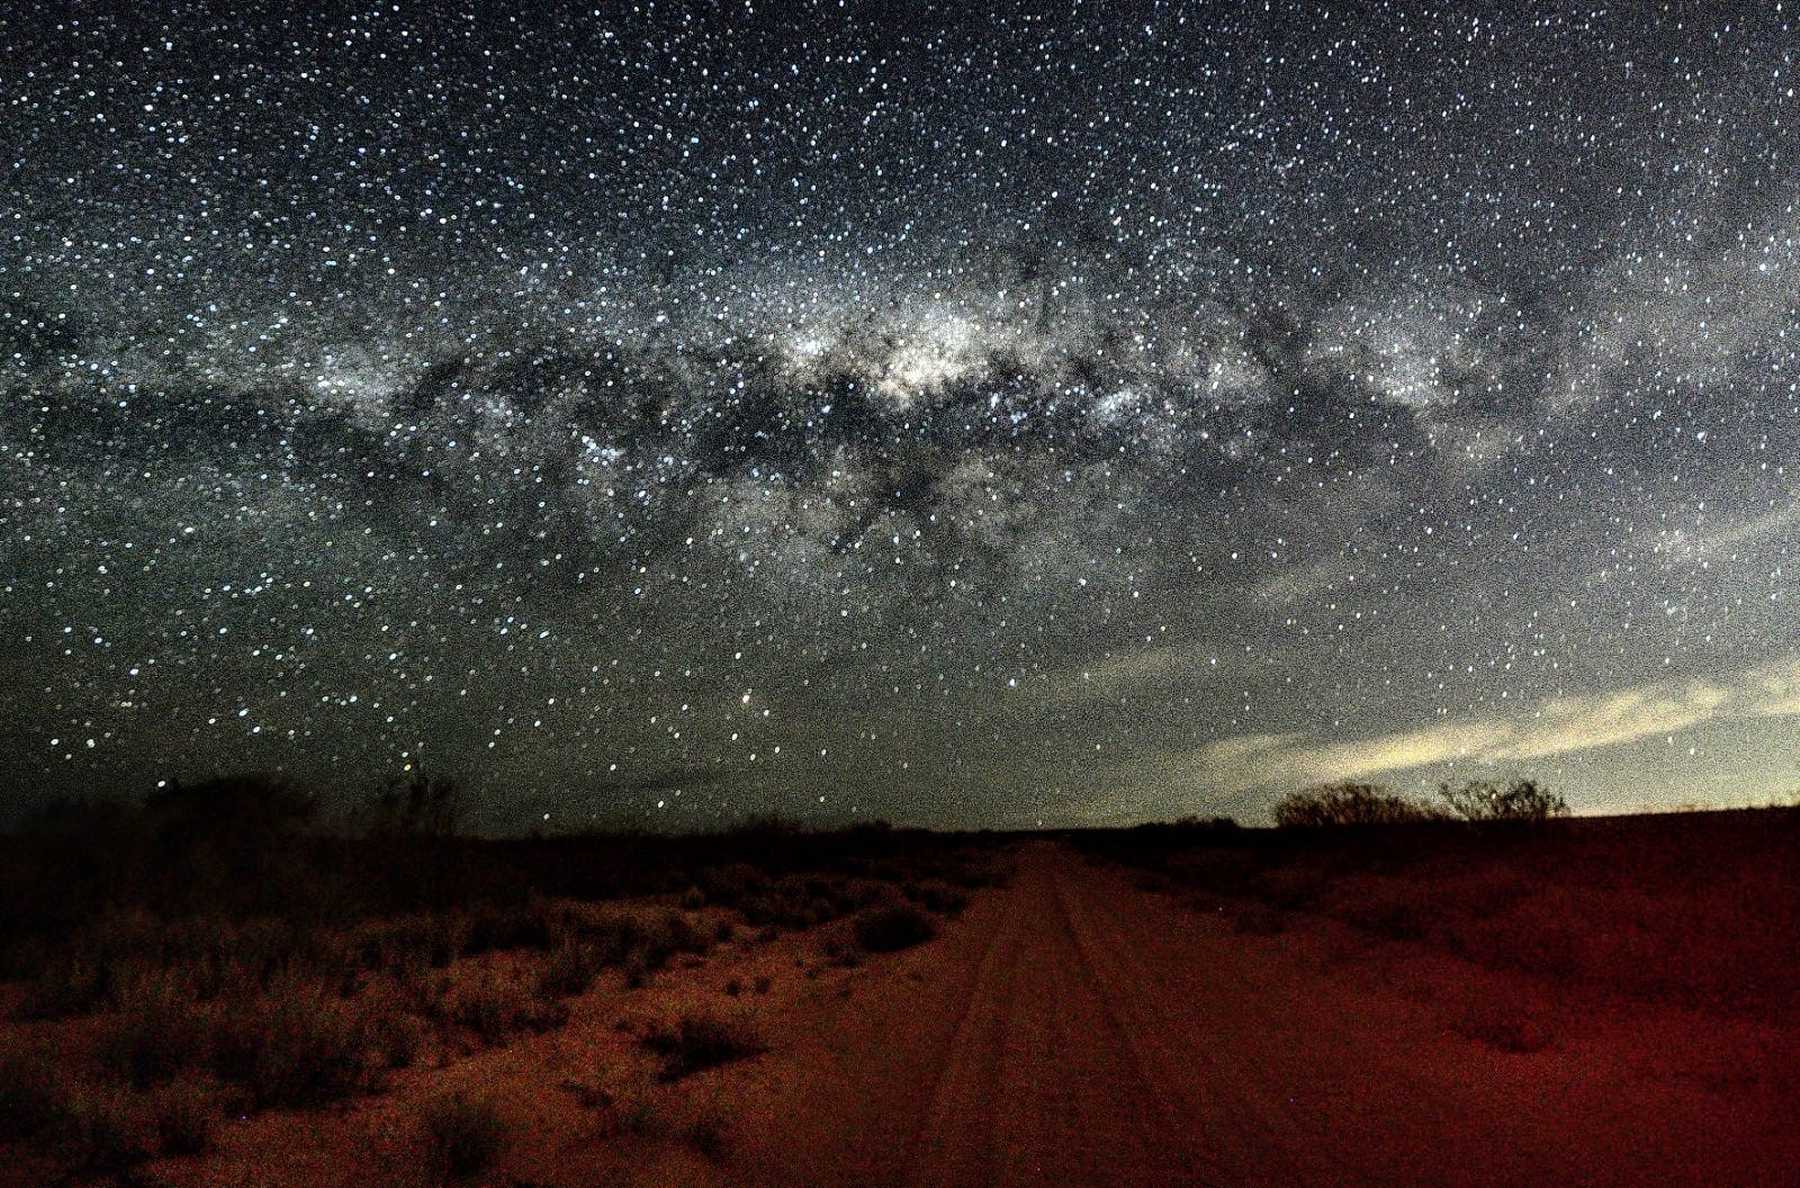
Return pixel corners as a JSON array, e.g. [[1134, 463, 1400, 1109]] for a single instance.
[[1187, 657, 1800, 791], [1691, 499, 1800, 558], [1252, 555, 1361, 604]]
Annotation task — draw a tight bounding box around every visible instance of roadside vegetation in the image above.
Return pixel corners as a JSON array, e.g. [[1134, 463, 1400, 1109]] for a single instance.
[[1080, 780, 1799, 1016], [0, 772, 1012, 1179]]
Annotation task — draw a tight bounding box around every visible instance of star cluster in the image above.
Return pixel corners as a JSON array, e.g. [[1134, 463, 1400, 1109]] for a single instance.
[[4, 1, 1799, 828]]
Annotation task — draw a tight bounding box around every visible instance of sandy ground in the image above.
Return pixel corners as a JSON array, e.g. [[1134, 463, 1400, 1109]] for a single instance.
[[108, 841, 1800, 1186]]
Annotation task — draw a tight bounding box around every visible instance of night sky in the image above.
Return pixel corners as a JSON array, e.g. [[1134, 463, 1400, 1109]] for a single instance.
[[4, 1, 1799, 830]]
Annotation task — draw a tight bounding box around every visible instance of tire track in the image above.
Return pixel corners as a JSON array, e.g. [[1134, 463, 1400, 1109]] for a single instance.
[[902, 861, 1029, 1188]]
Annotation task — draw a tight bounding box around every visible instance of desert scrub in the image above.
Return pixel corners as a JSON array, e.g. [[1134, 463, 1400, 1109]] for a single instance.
[[462, 899, 557, 955], [17, 952, 112, 1020], [904, 879, 970, 915], [150, 1079, 214, 1155], [365, 1006, 426, 1069], [99, 968, 206, 1088], [0, 1050, 66, 1141], [852, 904, 937, 953], [641, 1010, 767, 1081], [446, 967, 568, 1043], [420, 1092, 510, 1181], [208, 975, 372, 1109], [54, 1083, 151, 1176], [534, 935, 599, 999]]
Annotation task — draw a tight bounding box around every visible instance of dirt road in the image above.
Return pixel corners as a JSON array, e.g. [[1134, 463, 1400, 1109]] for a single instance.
[[721, 842, 1798, 1187]]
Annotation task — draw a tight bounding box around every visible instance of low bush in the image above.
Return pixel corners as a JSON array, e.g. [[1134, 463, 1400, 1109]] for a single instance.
[[208, 976, 371, 1110], [100, 969, 206, 1088], [54, 1083, 150, 1176], [0, 1050, 65, 1141], [420, 1092, 510, 1181], [534, 936, 599, 999], [641, 1010, 767, 1081], [905, 880, 969, 915], [364, 1006, 426, 1070], [852, 904, 937, 953], [463, 900, 556, 955], [445, 969, 567, 1043], [150, 1079, 214, 1155], [18, 953, 111, 1020]]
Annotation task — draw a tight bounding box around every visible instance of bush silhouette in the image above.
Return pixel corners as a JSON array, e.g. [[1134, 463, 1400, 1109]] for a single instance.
[[1273, 782, 1444, 828], [1439, 778, 1568, 824]]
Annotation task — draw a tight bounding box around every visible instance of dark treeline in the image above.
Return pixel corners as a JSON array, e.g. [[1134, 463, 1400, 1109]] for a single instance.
[[0, 771, 999, 969]]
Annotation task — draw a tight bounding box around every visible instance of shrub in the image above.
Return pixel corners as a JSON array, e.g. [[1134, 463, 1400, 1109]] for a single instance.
[[0, 1050, 65, 1141], [209, 977, 371, 1110], [904, 880, 969, 915], [534, 936, 599, 999], [55, 1083, 151, 1175], [356, 913, 467, 973], [659, 910, 711, 956], [100, 968, 207, 1088], [680, 886, 706, 910], [1273, 782, 1445, 828], [420, 1092, 509, 1181], [641, 1011, 767, 1080], [151, 1080, 214, 1155], [446, 969, 567, 1043], [463, 901, 556, 955], [1439, 778, 1568, 824], [365, 1007, 426, 1070], [852, 904, 937, 953], [685, 1111, 728, 1161], [18, 953, 111, 1020], [696, 862, 769, 907]]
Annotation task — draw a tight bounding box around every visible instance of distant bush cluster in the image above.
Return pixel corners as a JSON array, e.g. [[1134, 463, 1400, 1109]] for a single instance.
[[1273, 782, 1443, 828], [1273, 778, 1567, 829], [1437, 778, 1568, 824], [1078, 786, 1799, 1021]]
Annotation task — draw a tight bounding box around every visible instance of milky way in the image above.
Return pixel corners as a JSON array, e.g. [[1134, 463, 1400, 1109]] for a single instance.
[[4, 2, 1799, 828]]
